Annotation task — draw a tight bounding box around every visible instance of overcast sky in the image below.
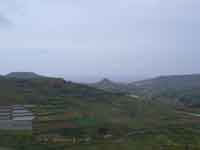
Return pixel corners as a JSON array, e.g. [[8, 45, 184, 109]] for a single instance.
[[0, 0, 200, 82]]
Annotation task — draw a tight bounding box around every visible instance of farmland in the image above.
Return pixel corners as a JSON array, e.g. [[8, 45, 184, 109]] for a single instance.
[[1, 74, 200, 149]]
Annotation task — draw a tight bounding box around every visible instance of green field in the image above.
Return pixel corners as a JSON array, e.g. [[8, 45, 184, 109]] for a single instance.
[[1, 75, 200, 149], [1, 96, 200, 150]]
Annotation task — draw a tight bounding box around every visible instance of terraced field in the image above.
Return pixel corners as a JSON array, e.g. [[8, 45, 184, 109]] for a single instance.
[[1, 76, 200, 149]]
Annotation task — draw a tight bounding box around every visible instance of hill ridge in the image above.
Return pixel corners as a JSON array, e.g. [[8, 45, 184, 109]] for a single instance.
[[5, 72, 44, 79]]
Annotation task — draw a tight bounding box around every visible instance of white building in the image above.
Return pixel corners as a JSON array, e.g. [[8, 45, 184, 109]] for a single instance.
[[0, 105, 35, 130]]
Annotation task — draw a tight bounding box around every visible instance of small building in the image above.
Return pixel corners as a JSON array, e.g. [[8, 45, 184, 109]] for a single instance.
[[0, 105, 34, 130]]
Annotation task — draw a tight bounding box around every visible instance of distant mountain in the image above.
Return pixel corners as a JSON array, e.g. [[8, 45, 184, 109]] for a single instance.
[[6, 72, 43, 79], [3, 72, 200, 107], [88, 74, 200, 107], [130, 74, 200, 107], [132, 74, 200, 88], [88, 78, 135, 93], [0, 74, 119, 105], [91, 78, 122, 89]]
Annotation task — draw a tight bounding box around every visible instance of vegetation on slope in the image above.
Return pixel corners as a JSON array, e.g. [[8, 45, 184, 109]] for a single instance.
[[6, 72, 44, 79], [0, 75, 119, 105], [89, 74, 200, 107], [1, 73, 200, 149]]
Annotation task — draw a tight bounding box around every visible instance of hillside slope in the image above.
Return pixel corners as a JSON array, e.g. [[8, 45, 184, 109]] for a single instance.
[[131, 74, 200, 107], [6, 72, 43, 79], [0, 73, 177, 129], [132, 74, 200, 89], [1, 73, 197, 150], [0, 75, 117, 105], [88, 78, 136, 93], [88, 74, 200, 107]]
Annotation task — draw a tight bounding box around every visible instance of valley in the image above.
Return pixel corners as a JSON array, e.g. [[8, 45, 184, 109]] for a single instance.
[[1, 73, 200, 149]]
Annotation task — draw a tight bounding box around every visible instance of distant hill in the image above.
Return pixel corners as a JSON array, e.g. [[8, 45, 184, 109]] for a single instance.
[[0, 72, 191, 140], [0, 74, 119, 105], [6, 72, 43, 79], [130, 74, 200, 107], [132, 74, 200, 88], [89, 78, 133, 93], [2, 72, 200, 107], [88, 74, 200, 107]]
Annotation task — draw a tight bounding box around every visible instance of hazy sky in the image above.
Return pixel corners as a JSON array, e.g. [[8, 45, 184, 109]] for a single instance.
[[0, 0, 200, 82]]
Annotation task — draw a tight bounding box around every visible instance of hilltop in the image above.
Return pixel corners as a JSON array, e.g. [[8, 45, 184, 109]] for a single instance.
[[89, 74, 200, 107], [89, 78, 135, 93], [128, 74, 200, 106], [6, 72, 43, 79], [132, 74, 200, 89], [0, 74, 116, 105]]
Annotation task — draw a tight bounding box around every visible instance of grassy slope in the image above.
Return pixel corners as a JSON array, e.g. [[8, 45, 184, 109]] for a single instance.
[[2, 123, 200, 150], [1, 76, 200, 149], [1, 76, 177, 130], [0, 76, 116, 104], [89, 74, 200, 108]]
